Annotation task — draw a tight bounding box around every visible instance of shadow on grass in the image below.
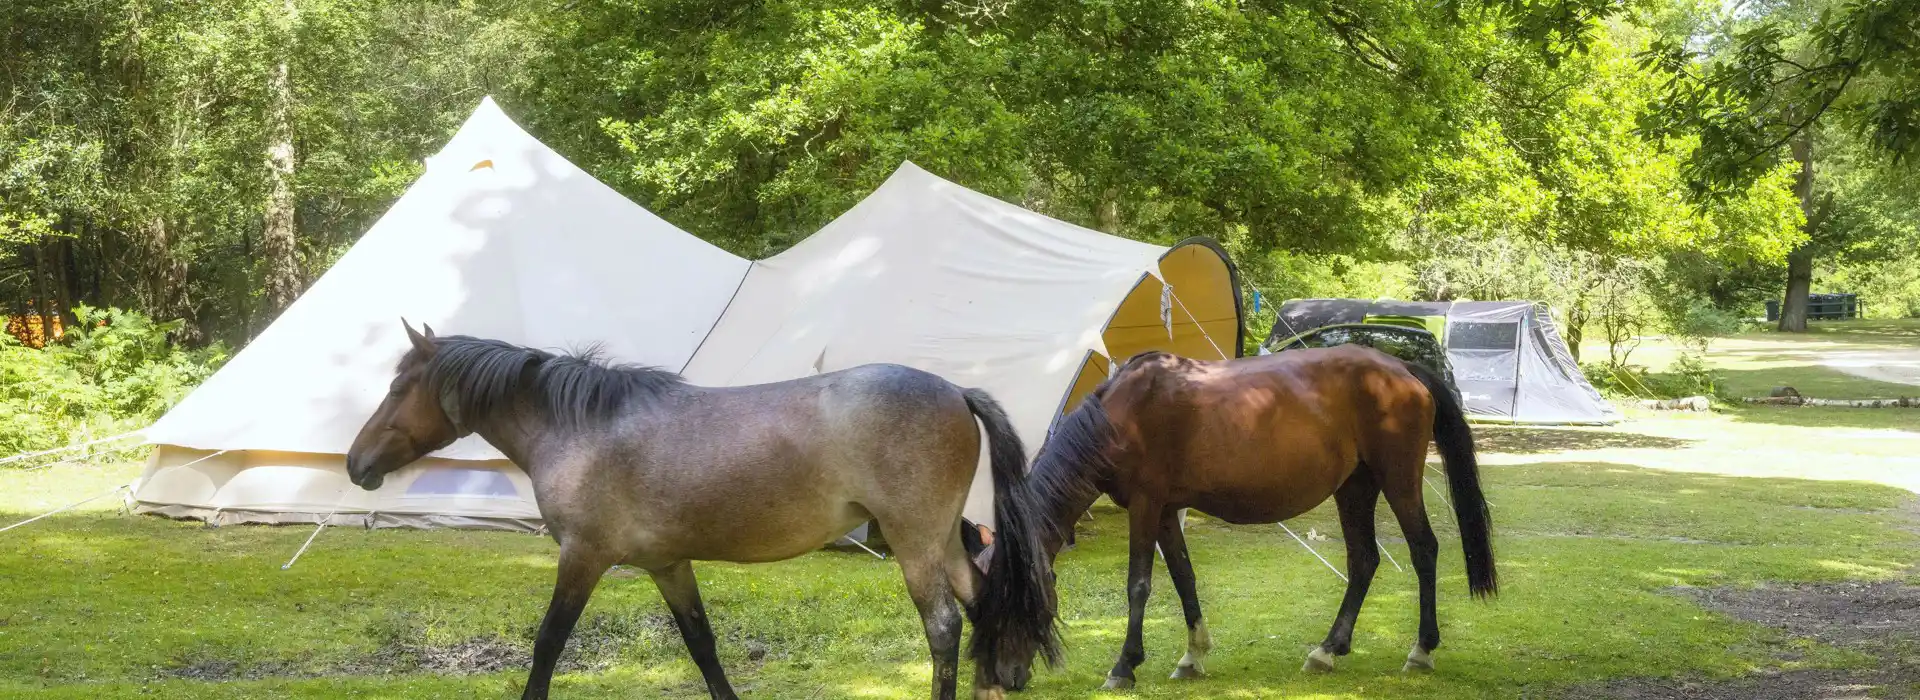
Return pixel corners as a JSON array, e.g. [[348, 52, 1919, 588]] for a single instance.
[[1474, 427, 1695, 455]]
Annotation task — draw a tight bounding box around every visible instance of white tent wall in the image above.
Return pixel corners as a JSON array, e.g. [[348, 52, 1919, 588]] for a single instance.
[[681, 165, 1242, 524], [132, 98, 1245, 533]]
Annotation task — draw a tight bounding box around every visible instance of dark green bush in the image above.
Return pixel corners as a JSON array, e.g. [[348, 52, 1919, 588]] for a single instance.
[[0, 307, 226, 458]]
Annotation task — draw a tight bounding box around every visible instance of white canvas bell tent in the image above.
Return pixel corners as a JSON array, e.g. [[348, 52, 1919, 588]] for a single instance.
[[135, 98, 754, 529], [132, 97, 1243, 531]]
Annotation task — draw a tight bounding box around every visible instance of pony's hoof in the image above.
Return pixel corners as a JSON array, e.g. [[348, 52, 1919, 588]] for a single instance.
[[1170, 663, 1206, 680], [973, 688, 1007, 700], [1403, 644, 1435, 673], [1302, 646, 1337, 673], [1101, 675, 1135, 690]]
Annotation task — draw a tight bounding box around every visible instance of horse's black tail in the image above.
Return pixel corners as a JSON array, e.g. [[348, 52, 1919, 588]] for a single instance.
[[962, 388, 1064, 674], [1403, 361, 1498, 599]]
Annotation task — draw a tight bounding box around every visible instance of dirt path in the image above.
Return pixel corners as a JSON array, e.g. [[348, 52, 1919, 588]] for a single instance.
[[1822, 348, 1920, 387], [1563, 580, 1920, 699]]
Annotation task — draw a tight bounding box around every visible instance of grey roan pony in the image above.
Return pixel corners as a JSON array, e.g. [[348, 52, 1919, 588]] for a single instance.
[[346, 322, 1061, 700]]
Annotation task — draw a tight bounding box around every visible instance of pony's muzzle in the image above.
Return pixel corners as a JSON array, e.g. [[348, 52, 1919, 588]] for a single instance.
[[345, 454, 385, 491]]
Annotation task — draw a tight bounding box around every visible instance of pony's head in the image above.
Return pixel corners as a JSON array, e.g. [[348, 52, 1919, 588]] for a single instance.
[[347, 320, 462, 490]]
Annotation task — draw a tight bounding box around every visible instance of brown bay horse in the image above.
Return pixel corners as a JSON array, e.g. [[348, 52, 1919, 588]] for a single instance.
[[346, 322, 1060, 700], [989, 344, 1496, 690]]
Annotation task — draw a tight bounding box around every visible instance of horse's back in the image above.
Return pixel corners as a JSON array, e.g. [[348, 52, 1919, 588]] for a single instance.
[[1100, 347, 1433, 522]]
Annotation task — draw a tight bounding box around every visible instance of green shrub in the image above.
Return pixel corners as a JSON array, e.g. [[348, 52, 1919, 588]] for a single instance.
[[0, 307, 226, 459], [1582, 353, 1720, 402]]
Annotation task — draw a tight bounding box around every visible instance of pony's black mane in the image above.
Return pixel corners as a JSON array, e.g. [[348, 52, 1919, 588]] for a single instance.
[[418, 335, 685, 429], [1027, 387, 1118, 541]]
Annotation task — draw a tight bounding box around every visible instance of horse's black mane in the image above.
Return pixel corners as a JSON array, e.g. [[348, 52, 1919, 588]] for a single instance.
[[418, 335, 685, 429], [1026, 385, 1119, 539]]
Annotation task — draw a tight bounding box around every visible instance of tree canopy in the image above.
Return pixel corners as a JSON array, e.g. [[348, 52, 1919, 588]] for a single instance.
[[2, 0, 1914, 352]]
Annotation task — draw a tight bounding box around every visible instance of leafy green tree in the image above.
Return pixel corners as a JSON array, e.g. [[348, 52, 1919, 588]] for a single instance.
[[1641, 0, 1920, 330]]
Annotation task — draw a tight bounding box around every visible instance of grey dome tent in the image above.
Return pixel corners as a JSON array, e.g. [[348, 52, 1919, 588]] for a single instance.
[[1265, 299, 1619, 425]]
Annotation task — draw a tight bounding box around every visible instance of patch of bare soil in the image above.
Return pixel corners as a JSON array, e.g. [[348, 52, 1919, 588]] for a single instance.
[[160, 610, 680, 681], [1561, 581, 1920, 699]]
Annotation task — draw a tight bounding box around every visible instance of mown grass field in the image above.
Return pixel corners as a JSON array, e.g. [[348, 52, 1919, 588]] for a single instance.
[[2, 321, 1916, 699]]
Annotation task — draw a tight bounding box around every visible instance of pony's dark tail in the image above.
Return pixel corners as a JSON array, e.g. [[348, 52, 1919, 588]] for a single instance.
[[962, 388, 1064, 675], [1404, 361, 1498, 599]]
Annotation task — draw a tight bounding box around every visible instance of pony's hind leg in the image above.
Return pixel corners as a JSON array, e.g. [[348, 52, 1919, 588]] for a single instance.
[[647, 561, 739, 700], [943, 540, 1018, 699], [1381, 471, 1442, 672], [1158, 512, 1211, 680], [1305, 469, 1382, 674], [899, 548, 966, 700], [524, 544, 616, 700]]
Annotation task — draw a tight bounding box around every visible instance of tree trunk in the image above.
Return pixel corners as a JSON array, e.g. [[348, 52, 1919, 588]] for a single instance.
[[260, 9, 302, 320], [94, 224, 113, 307], [31, 243, 55, 343], [56, 237, 80, 328], [1096, 187, 1121, 233], [1777, 132, 1816, 333], [138, 216, 198, 343]]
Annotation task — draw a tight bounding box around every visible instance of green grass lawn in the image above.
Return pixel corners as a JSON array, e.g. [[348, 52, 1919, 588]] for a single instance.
[[1, 321, 1913, 699], [1, 453, 1914, 699]]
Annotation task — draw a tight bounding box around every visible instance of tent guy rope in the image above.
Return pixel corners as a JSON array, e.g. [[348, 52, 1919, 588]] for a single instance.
[[1279, 522, 1347, 582], [284, 488, 352, 571], [23, 440, 151, 471], [0, 429, 144, 467], [0, 484, 130, 535], [283, 516, 334, 570], [1425, 476, 1459, 528], [1378, 538, 1405, 573], [1170, 289, 1230, 361], [840, 534, 887, 560]]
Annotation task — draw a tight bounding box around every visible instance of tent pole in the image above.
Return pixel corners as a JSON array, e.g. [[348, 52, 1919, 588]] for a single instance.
[[1509, 307, 1528, 419]]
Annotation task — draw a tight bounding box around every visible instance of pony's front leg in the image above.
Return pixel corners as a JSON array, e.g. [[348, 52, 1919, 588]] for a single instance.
[[524, 544, 613, 700], [1102, 504, 1163, 690], [1158, 512, 1211, 680], [649, 561, 739, 699]]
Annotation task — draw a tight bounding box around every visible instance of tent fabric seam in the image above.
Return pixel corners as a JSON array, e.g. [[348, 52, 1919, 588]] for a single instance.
[[678, 264, 755, 374]]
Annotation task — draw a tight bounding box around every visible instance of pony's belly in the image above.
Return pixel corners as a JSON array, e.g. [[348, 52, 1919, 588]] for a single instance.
[[1193, 497, 1318, 526], [635, 503, 872, 565], [1188, 481, 1330, 525]]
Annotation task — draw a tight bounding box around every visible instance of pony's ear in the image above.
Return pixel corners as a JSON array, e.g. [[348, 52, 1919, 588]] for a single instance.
[[402, 318, 436, 355]]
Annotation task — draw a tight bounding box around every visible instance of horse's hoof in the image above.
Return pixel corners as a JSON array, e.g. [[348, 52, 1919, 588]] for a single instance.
[[1403, 644, 1435, 673], [973, 687, 1007, 700], [1170, 663, 1206, 680], [1101, 675, 1135, 690], [1302, 646, 1337, 673]]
